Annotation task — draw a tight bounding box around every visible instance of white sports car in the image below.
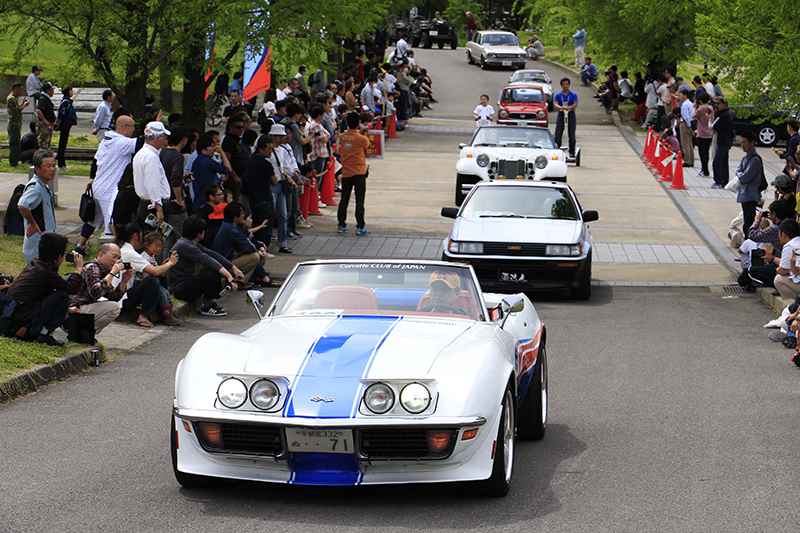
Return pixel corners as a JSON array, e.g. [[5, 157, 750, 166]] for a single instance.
[[442, 181, 597, 300], [456, 125, 568, 205], [171, 260, 547, 497]]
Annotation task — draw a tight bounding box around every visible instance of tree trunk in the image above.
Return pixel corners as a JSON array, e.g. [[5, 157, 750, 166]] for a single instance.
[[183, 36, 208, 133]]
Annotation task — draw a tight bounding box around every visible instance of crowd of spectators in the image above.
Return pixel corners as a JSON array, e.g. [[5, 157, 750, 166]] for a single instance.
[[0, 37, 438, 342]]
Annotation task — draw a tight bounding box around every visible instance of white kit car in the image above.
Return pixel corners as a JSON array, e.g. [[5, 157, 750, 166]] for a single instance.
[[171, 260, 548, 497], [456, 125, 568, 205]]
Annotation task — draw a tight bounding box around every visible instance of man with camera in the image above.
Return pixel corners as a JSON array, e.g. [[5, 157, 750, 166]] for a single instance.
[[70, 243, 133, 334], [134, 121, 172, 228], [5, 233, 85, 346]]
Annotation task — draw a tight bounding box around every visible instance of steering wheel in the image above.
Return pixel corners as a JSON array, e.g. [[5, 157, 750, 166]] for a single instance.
[[418, 304, 473, 318]]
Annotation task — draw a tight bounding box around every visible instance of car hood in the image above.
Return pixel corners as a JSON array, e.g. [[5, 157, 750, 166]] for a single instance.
[[242, 316, 477, 417], [452, 217, 581, 244]]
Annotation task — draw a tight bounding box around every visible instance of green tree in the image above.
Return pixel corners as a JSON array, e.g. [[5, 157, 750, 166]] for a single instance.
[[696, 0, 800, 114]]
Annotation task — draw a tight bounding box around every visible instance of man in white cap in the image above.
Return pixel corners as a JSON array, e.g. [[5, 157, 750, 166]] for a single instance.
[[134, 121, 172, 226]]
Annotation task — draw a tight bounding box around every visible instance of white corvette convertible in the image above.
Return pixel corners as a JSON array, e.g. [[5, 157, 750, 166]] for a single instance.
[[171, 260, 547, 497]]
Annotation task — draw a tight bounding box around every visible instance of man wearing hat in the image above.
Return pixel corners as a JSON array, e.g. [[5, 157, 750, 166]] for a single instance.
[[418, 271, 471, 316], [266, 123, 297, 252], [35, 82, 56, 149], [26, 65, 44, 106], [133, 121, 172, 226], [466, 11, 478, 42]]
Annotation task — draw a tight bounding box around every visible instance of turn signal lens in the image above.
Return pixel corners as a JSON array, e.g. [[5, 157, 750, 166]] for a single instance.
[[182, 420, 192, 433], [198, 423, 222, 448], [427, 431, 452, 454], [462, 428, 479, 440]]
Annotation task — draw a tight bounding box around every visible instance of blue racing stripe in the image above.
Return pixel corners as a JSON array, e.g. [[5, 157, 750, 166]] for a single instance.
[[285, 315, 401, 419]]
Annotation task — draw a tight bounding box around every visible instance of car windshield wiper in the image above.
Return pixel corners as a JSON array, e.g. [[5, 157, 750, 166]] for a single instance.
[[505, 142, 529, 146], [473, 142, 498, 147], [478, 213, 525, 218]]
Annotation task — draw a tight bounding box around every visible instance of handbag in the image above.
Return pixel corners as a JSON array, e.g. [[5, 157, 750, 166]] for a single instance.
[[79, 186, 96, 223], [280, 178, 293, 196], [67, 313, 96, 345]]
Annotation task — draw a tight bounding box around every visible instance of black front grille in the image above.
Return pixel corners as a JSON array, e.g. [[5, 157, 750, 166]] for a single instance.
[[194, 422, 283, 456], [359, 428, 456, 460], [483, 242, 547, 256]]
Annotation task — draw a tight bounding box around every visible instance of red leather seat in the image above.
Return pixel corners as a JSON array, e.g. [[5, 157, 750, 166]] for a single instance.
[[416, 290, 479, 318], [313, 286, 378, 310]]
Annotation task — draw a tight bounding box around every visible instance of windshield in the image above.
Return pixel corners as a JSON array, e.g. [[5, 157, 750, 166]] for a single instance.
[[501, 87, 545, 104], [271, 263, 484, 320], [482, 33, 519, 46], [462, 186, 579, 220], [511, 72, 550, 84], [472, 127, 557, 149]]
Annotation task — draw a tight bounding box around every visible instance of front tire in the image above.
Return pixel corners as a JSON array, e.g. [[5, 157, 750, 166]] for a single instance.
[[451, 37, 458, 50], [517, 345, 547, 440], [481, 56, 488, 70], [570, 252, 592, 300], [464, 386, 515, 497], [455, 173, 468, 206], [423, 33, 432, 49], [467, 51, 474, 64], [171, 416, 223, 488]]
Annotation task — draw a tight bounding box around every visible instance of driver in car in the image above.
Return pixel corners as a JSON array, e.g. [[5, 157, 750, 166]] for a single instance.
[[419, 271, 472, 316]]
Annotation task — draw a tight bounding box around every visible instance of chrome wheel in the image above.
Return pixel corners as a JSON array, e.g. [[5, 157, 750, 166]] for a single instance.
[[501, 389, 515, 484], [540, 352, 548, 426]]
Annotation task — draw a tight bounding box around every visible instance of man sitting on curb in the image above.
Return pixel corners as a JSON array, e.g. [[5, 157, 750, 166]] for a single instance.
[[70, 243, 133, 335], [5, 233, 85, 346], [169, 214, 244, 317], [212, 202, 271, 287], [580, 57, 598, 86], [763, 219, 800, 302]]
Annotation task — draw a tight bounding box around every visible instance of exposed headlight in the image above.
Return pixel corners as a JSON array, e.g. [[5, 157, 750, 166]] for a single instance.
[[488, 53, 496, 58], [448, 241, 483, 254], [537, 110, 546, 118], [546, 244, 582, 256], [401, 383, 431, 414], [217, 378, 247, 408], [535, 155, 548, 169], [476, 154, 490, 167], [249, 379, 280, 410], [498, 109, 509, 119], [364, 383, 394, 414]]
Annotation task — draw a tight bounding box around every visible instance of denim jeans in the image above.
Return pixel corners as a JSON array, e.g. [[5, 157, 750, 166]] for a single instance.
[[270, 183, 288, 247], [713, 145, 730, 186]]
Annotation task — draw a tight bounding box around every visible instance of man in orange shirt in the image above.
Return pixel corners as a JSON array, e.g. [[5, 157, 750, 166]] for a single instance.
[[338, 112, 371, 235]]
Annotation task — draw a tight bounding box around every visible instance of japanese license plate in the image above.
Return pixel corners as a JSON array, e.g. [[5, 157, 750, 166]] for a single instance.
[[502, 60, 512, 66], [429, 30, 438, 36], [499, 271, 528, 283], [287, 428, 354, 454]]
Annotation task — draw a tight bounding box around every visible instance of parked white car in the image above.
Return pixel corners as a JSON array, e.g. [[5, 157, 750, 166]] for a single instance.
[[466, 31, 527, 70], [171, 260, 548, 497], [509, 69, 554, 111], [442, 181, 597, 300], [455, 125, 568, 205]]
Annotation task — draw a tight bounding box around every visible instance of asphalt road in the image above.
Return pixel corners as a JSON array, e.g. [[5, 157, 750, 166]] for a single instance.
[[3, 49, 800, 532]]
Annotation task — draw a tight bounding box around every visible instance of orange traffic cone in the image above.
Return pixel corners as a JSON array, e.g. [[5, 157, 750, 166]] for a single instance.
[[658, 151, 674, 182], [648, 139, 661, 169], [388, 111, 399, 139], [654, 142, 666, 176], [669, 151, 687, 190], [307, 173, 324, 216], [640, 128, 652, 159], [320, 157, 337, 206]]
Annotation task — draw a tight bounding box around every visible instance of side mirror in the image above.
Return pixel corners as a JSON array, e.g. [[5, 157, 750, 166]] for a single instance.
[[499, 295, 524, 327], [458, 143, 466, 149], [582, 210, 599, 223], [441, 206, 459, 219], [246, 289, 266, 319]]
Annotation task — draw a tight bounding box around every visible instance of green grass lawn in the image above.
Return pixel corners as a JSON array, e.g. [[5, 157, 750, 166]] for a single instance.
[[0, 132, 96, 176]]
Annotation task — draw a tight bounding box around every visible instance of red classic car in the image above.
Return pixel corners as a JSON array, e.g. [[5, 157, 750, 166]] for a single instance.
[[497, 85, 548, 126]]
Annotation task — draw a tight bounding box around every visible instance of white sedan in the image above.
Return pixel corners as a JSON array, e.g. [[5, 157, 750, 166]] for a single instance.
[[466, 31, 528, 70], [171, 260, 548, 497], [455, 125, 568, 205], [442, 180, 598, 300]]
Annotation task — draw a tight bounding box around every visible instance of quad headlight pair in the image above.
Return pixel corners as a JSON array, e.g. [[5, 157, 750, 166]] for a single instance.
[[364, 382, 431, 414], [217, 378, 280, 410]]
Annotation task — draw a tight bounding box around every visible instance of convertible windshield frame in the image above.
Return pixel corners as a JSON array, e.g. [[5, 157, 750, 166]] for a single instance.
[[268, 261, 489, 321], [470, 126, 557, 150]]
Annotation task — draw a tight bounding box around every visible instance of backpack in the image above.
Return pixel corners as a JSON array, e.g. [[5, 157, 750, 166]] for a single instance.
[[0, 290, 19, 337], [751, 154, 769, 192]]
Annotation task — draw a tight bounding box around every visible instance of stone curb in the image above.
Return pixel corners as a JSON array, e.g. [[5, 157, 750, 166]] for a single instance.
[[756, 286, 792, 316], [0, 297, 202, 403]]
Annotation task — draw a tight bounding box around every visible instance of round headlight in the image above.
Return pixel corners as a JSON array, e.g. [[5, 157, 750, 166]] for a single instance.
[[476, 154, 490, 167], [217, 378, 247, 409], [400, 383, 431, 414], [250, 379, 280, 410], [365, 383, 394, 414], [535, 155, 548, 169], [537, 110, 546, 118], [498, 109, 509, 118]]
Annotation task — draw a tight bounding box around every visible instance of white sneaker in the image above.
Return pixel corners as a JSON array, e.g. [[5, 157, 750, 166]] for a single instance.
[[318, 202, 327, 208], [266, 252, 275, 259], [764, 317, 786, 329], [299, 218, 313, 228]]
